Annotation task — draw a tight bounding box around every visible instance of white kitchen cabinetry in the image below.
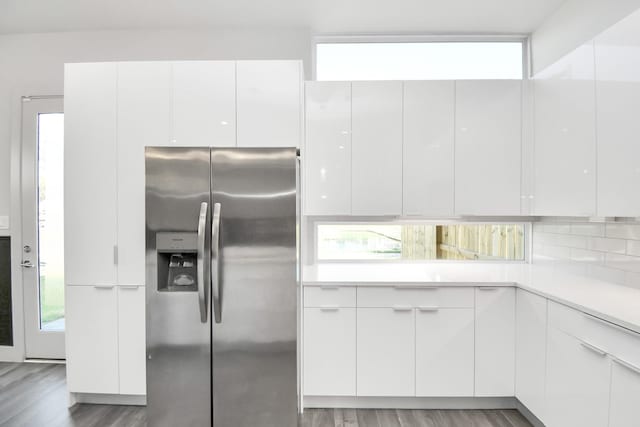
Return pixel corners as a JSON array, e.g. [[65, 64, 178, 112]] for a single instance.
[[515, 289, 547, 420], [303, 307, 356, 396], [304, 82, 352, 215], [533, 44, 597, 216], [66, 285, 119, 394], [595, 13, 640, 217], [415, 308, 474, 396], [117, 286, 146, 395], [609, 358, 640, 427], [403, 81, 455, 217], [64, 63, 118, 286], [236, 60, 302, 147], [357, 307, 415, 396], [351, 82, 403, 216], [455, 80, 522, 216], [475, 287, 515, 396]]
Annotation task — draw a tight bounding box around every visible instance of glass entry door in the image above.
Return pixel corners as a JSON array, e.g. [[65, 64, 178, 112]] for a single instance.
[[21, 96, 65, 359]]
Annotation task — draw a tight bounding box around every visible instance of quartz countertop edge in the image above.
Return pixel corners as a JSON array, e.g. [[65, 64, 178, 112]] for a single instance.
[[302, 263, 640, 335]]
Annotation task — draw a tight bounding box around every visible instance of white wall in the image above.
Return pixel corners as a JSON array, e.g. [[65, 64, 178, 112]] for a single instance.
[[531, 0, 640, 74], [0, 27, 311, 224]]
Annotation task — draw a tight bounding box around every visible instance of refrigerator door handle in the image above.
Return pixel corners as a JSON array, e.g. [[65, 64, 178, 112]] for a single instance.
[[197, 202, 209, 323], [211, 202, 222, 323]]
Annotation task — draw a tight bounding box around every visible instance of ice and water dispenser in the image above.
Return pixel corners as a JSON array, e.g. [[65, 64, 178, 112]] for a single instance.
[[156, 232, 199, 292]]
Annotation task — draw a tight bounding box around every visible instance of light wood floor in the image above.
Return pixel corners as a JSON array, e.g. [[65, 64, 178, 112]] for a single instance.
[[0, 362, 532, 427]]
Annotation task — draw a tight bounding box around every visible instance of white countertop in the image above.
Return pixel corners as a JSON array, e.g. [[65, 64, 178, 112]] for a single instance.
[[303, 263, 640, 335]]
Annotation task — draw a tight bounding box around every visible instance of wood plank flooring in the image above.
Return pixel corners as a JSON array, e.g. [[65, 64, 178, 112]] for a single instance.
[[0, 362, 532, 427]]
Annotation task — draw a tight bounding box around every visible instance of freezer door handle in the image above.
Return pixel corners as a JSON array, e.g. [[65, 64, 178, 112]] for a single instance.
[[211, 202, 222, 324], [197, 202, 209, 323]]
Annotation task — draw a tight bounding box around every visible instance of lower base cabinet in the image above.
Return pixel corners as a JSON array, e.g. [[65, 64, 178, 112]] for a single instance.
[[117, 285, 146, 395], [609, 358, 640, 427], [416, 308, 474, 396]]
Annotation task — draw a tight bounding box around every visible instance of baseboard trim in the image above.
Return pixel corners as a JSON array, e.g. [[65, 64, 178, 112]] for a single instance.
[[69, 392, 146, 407], [515, 399, 545, 427], [304, 396, 518, 410]]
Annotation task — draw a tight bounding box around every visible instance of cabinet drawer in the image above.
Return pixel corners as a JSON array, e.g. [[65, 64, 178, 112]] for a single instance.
[[357, 286, 474, 308], [304, 286, 356, 307]]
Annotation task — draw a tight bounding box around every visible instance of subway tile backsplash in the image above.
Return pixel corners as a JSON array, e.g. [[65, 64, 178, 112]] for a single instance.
[[533, 219, 640, 289]]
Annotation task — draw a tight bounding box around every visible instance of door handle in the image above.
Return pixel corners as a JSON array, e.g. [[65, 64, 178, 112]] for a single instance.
[[612, 357, 640, 376], [579, 340, 607, 357], [20, 260, 35, 268], [197, 202, 209, 323], [211, 202, 222, 324]]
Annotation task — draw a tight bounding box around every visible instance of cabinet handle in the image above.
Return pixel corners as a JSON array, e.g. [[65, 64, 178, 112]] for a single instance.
[[94, 284, 115, 289], [319, 305, 339, 311], [119, 284, 140, 290], [392, 305, 413, 312], [478, 287, 500, 291], [394, 286, 438, 290], [612, 357, 640, 376], [579, 340, 607, 357], [320, 286, 340, 291], [417, 306, 439, 312]]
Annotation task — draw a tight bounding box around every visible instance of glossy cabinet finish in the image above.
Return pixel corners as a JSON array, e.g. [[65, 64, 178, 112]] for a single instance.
[[303, 308, 356, 396], [236, 60, 302, 147], [609, 358, 640, 427], [304, 82, 352, 215], [533, 43, 597, 216], [515, 289, 547, 421], [455, 81, 522, 216], [595, 12, 640, 217], [351, 82, 403, 215], [357, 308, 415, 396], [475, 287, 516, 396], [64, 63, 118, 286], [117, 286, 146, 395], [403, 81, 455, 216], [415, 308, 474, 396]]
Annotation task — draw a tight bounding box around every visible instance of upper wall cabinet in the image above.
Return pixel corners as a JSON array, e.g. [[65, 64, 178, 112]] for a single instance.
[[595, 12, 640, 217], [236, 61, 302, 147], [455, 80, 522, 216], [351, 81, 403, 216], [533, 44, 597, 217], [403, 81, 455, 217], [304, 81, 352, 215], [64, 63, 118, 286]]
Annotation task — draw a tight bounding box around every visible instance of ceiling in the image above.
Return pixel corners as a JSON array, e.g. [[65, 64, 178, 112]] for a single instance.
[[0, 0, 567, 35]]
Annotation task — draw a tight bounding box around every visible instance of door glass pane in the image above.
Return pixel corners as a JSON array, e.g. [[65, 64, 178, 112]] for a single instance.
[[38, 113, 65, 331]]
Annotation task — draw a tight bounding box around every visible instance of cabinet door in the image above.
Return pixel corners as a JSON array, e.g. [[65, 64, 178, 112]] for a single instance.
[[515, 290, 547, 420], [403, 81, 455, 217], [173, 61, 236, 147], [455, 80, 522, 216], [117, 62, 172, 287], [65, 285, 119, 393], [595, 14, 640, 217], [475, 287, 516, 396], [609, 358, 640, 427], [545, 327, 611, 427], [357, 308, 414, 396], [64, 63, 117, 286], [533, 44, 597, 216], [236, 60, 302, 147], [303, 308, 356, 396], [415, 308, 474, 396], [304, 82, 352, 215], [118, 286, 146, 395], [351, 82, 403, 215]]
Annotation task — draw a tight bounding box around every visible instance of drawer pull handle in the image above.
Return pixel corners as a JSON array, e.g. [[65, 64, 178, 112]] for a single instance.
[[94, 284, 115, 289], [120, 284, 140, 289], [320, 286, 340, 291], [319, 305, 339, 311], [418, 306, 439, 312], [579, 340, 607, 357], [478, 287, 499, 291], [613, 357, 640, 375], [392, 305, 413, 312], [394, 286, 438, 290]]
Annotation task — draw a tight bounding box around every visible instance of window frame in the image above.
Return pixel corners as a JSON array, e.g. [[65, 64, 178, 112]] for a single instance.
[[312, 34, 531, 81]]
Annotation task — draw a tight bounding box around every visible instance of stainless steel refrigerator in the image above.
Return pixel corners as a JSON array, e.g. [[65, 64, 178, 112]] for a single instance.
[[145, 147, 299, 427]]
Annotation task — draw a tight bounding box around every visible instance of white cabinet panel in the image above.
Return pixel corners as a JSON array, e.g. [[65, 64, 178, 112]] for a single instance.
[[64, 63, 118, 286], [357, 308, 414, 396], [304, 82, 351, 215], [545, 327, 611, 427], [236, 60, 302, 147], [609, 358, 640, 427], [351, 82, 403, 215], [595, 14, 640, 217], [118, 286, 146, 395], [403, 81, 455, 216], [533, 43, 597, 216], [65, 285, 119, 394], [303, 308, 356, 396], [415, 308, 474, 396], [455, 80, 522, 216], [515, 289, 547, 420], [117, 62, 172, 287], [475, 287, 515, 396], [173, 61, 236, 147]]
